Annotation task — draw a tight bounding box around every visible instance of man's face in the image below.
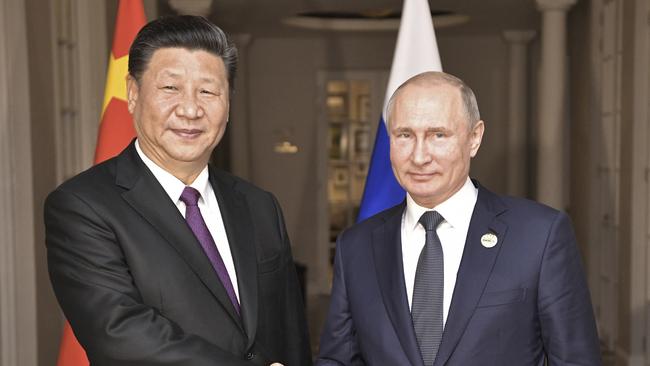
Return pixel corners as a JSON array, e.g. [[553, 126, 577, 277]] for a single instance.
[[389, 83, 484, 208], [127, 47, 229, 174]]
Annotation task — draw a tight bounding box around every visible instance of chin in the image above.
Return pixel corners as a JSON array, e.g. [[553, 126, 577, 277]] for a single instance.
[[168, 150, 208, 163]]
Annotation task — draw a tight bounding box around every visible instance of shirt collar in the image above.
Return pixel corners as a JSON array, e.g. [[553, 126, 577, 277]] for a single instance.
[[135, 139, 210, 203], [404, 177, 478, 231]]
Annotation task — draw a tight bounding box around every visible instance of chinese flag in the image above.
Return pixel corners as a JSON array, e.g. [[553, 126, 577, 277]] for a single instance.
[[55, 1, 145, 365]]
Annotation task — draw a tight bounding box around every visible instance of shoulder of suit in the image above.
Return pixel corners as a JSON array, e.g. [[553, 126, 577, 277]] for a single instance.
[[482, 187, 564, 221], [53, 156, 119, 195], [338, 202, 404, 239], [209, 167, 267, 194]]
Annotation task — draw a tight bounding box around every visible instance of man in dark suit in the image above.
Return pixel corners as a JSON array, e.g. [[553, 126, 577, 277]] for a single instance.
[[45, 16, 311, 366], [316, 71, 601, 365]]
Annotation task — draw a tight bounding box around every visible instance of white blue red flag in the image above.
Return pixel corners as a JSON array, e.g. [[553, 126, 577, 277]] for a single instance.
[[357, 0, 443, 221]]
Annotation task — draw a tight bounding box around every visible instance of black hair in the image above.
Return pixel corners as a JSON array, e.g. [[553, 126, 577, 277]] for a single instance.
[[128, 15, 238, 91]]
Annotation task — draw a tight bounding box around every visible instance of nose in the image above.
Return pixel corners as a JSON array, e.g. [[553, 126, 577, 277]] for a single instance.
[[175, 93, 205, 119], [411, 137, 432, 166]]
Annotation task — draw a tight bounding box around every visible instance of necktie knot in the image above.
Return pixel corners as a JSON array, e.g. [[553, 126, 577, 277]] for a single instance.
[[419, 210, 444, 232], [180, 186, 201, 207]]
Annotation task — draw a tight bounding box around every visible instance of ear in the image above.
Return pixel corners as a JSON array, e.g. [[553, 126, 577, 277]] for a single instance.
[[469, 120, 485, 158], [126, 75, 139, 114]]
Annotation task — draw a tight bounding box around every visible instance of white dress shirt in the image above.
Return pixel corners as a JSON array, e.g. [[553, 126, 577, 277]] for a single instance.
[[401, 177, 478, 326], [135, 140, 240, 302]]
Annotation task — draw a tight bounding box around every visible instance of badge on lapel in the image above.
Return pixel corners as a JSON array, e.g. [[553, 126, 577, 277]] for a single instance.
[[480, 232, 498, 248]]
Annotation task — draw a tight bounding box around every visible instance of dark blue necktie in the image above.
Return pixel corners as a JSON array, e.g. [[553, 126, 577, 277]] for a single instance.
[[412, 210, 445, 366]]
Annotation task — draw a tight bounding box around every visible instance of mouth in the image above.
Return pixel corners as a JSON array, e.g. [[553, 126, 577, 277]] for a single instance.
[[171, 128, 203, 139], [408, 172, 436, 181]]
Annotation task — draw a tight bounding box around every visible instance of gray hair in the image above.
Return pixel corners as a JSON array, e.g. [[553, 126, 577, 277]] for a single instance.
[[385, 71, 481, 127]]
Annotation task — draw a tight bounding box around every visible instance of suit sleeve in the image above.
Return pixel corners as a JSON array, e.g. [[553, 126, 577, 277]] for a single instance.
[[45, 188, 252, 366], [315, 234, 365, 366], [269, 194, 313, 366], [538, 211, 602, 365]]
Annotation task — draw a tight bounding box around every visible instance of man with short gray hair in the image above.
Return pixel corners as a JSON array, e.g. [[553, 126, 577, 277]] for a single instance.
[[317, 71, 601, 365]]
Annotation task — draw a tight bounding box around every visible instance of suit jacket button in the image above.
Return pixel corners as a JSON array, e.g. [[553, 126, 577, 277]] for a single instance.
[[245, 352, 255, 360]]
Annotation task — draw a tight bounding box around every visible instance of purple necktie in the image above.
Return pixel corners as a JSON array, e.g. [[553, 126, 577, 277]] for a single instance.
[[180, 186, 240, 315]]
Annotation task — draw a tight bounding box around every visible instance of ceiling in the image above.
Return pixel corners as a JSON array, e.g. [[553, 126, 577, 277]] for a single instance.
[[161, 0, 541, 37]]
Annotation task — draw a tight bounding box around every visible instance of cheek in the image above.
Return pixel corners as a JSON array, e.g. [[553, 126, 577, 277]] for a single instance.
[[152, 98, 177, 119], [390, 140, 413, 159], [428, 143, 452, 162]]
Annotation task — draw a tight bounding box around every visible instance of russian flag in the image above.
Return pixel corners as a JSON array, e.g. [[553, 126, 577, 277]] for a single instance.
[[357, 0, 443, 221]]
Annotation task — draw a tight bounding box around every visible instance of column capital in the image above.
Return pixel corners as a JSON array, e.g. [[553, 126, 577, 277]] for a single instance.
[[168, 0, 213, 16], [503, 30, 537, 44], [535, 0, 577, 12]]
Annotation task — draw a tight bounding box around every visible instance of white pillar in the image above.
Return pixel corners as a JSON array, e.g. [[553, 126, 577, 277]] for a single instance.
[[535, 0, 576, 209], [503, 30, 536, 198]]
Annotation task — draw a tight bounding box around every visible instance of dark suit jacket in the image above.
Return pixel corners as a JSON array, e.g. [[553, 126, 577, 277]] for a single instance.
[[316, 181, 601, 366], [45, 142, 312, 366]]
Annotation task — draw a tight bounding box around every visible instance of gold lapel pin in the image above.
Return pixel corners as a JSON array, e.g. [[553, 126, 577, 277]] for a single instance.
[[481, 233, 498, 248]]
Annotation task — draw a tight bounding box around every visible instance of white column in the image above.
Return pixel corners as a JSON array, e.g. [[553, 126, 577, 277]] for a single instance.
[[230, 34, 253, 180], [503, 30, 536, 198], [535, 0, 576, 209]]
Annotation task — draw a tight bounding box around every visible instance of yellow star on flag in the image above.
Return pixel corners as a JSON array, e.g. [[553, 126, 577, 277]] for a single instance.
[[101, 52, 129, 116]]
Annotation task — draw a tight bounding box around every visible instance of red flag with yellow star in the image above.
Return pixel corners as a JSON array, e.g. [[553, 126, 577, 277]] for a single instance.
[[56, 1, 145, 365], [94, 0, 146, 163]]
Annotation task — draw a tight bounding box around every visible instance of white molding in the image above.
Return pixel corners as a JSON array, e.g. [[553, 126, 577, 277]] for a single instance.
[[0, 0, 37, 365]]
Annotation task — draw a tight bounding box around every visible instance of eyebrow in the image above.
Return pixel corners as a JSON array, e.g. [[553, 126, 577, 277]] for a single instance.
[[158, 71, 221, 84], [159, 70, 182, 79], [392, 126, 447, 133], [198, 76, 221, 84]]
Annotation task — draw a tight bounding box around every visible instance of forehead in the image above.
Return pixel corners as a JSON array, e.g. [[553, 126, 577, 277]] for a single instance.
[[392, 83, 463, 124], [143, 47, 226, 79]]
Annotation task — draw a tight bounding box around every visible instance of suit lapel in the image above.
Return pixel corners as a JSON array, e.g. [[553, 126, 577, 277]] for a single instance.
[[115, 143, 244, 330], [434, 184, 508, 366], [209, 168, 258, 349], [372, 203, 424, 366]]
